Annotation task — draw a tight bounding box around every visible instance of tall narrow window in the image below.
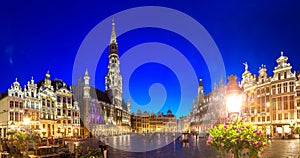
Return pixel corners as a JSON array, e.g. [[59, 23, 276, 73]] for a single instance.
[[15, 112, 19, 121], [284, 72, 287, 79], [289, 82, 294, 92], [278, 84, 282, 93], [290, 96, 294, 109], [47, 100, 50, 107], [10, 101, 13, 108], [57, 96, 61, 103], [278, 97, 282, 110], [10, 112, 14, 121], [283, 83, 288, 92], [278, 114, 282, 120], [284, 113, 288, 120], [284, 96, 288, 110], [272, 85, 276, 94]]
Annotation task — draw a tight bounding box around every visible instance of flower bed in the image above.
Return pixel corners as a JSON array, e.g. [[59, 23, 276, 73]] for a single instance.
[[206, 119, 267, 158]]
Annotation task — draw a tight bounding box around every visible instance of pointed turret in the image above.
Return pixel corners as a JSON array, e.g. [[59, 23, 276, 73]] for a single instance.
[[83, 68, 90, 98], [198, 78, 204, 95], [45, 71, 51, 88], [109, 19, 118, 57], [84, 68, 90, 86], [110, 18, 117, 44]]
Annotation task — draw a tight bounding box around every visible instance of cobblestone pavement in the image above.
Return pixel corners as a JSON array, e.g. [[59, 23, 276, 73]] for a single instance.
[[79, 136, 300, 158], [260, 139, 300, 158]]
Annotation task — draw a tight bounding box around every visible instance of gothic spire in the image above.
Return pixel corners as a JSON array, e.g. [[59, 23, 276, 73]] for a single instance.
[[85, 68, 89, 77], [110, 18, 117, 44]]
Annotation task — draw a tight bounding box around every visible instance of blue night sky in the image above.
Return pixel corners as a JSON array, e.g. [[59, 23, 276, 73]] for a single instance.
[[1, 1, 300, 117]]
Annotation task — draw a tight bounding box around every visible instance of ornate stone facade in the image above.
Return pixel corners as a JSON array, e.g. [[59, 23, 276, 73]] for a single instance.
[[241, 52, 300, 137], [0, 73, 81, 138], [131, 110, 177, 133]]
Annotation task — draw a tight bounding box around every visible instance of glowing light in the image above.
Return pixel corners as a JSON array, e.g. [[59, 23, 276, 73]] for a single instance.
[[23, 118, 30, 125], [226, 95, 242, 113]]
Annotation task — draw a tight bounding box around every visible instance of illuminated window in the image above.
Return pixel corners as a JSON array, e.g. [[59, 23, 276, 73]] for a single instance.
[[284, 113, 288, 120], [278, 114, 282, 120]]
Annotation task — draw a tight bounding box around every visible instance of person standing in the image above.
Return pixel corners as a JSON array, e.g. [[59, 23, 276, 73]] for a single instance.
[[103, 143, 107, 158], [186, 138, 189, 148]]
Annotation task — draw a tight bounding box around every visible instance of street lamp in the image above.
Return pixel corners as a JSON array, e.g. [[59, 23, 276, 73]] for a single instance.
[[225, 75, 243, 122], [24, 118, 30, 127]]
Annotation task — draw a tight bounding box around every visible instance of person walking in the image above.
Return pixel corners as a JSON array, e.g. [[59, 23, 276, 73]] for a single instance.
[[186, 138, 189, 148]]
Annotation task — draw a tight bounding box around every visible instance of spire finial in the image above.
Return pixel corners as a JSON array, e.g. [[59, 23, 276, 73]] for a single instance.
[[281, 51, 284, 56], [199, 78, 203, 86], [110, 18, 117, 44], [85, 68, 89, 76]]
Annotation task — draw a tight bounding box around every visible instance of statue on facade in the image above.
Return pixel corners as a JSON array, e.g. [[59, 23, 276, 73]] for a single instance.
[[243, 62, 248, 71]]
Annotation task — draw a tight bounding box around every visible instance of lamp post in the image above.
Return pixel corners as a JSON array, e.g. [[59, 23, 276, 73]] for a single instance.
[[225, 75, 243, 123]]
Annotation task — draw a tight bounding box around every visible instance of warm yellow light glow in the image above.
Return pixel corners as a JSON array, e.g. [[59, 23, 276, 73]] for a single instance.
[[23, 118, 30, 125], [226, 95, 242, 113], [265, 102, 270, 108]]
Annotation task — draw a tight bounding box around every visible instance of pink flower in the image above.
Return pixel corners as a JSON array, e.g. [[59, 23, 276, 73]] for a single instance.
[[221, 143, 224, 147]]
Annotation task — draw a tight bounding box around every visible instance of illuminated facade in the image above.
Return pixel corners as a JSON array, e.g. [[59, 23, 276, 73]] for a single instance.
[[190, 79, 226, 134], [73, 20, 131, 137], [131, 110, 177, 133], [177, 114, 192, 133], [0, 72, 81, 138], [241, 52, 300, 137]]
